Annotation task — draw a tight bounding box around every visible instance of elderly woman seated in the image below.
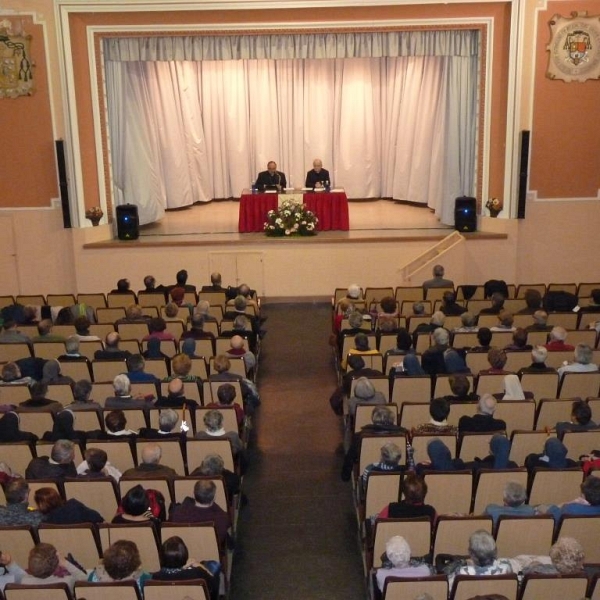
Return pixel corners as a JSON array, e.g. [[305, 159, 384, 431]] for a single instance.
[[375, 535, 433, 592], [20, 542, 88, 590], [88, 540, 151, 591], [510, 537, 585, 577], [361, 441, 404, 487], [447, 530, 513, 589], [347, 377, 387, 417], [377, 473, 436, 521]]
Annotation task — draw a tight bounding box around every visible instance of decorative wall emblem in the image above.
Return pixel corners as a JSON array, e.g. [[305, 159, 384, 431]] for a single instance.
[[547, 12, 600, 82], [0, 19, 33, 98]]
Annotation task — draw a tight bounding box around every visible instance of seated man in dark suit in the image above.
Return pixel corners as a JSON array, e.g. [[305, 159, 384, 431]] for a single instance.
[[94, 332, 132, 360], [305, 158, 330, 189], [255, 160, 287, 191], [25, 439, 77, 479], [200, 272, 228, 293], [458, 394, 506, 433]]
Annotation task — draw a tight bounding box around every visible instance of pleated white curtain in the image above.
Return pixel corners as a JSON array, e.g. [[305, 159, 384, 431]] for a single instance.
[[104, 31, 478, 225]]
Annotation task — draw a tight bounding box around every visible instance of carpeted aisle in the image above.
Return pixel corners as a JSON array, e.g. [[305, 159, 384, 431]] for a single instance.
[[229, 303, 366, 600]]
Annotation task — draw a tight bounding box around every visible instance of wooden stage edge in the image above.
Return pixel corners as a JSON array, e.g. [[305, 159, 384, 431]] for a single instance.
[[84, 230, 507, 249]]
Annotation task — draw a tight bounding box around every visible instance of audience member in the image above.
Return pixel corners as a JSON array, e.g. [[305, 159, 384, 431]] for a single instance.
[[190, 452, 241, 498], [421, 328, 450, 375], [66, 379, 102, 411], [42, 409, 86, 442], [377, 474, 436, 520], [416, 438, 464, 474], [34, 486, 103, 524], [77, 447, 122, 481], [168, 479, 231, 548], [422, 264, 454, 290], [342, 354, 384, 396], [479, 348, 510, 375], [555, 399, 598, 438], [547, 475, 600, 519], [1, 362, 33, 386], [25, 439, 77, 479], [122, 442, 178, 478], [503, 328, 531, 351], [225, 335, 256, 374], [88, 540, 151, 590], [453, 311, 478, 333], [21, 542, 87, 590], [413, 398, 457, 435], [143, 317, 176, 342], [490, 311, 515, 332], [126, 354, 160, 383], [484, 481, 535, 525], [343, 332, 379, 370], [513, 537, 585, 576], [155, 377, 199, 411], [206, 383, 245, 429], [517, 346, 556, 374], [501, 374, 526, 400], [0, 411, 38, 443], [361, 441, 404, 485], [152, 536, 219, 600], [105, 374, 154, 409], [479, 293, 506, 315], [31, 319, 64, 343], [99, 409, 138, 438], [524, 437, 577, 471], [375, 535, 433, 592], [525, 310, 551, 332], [412, 311, 446, 347], [113, 484, 165, 523], [57, 335, 86, 361], [94, 332, 132, 360], [0, 480, 43, 526], [469, 434, 517, 471], [18, 381, 62, 413], [347, 377, 387, 416], [517, 289, 543, 315], [545, 326, 574, 351], [469, 327, 493, 352], [164, 353, 202, 384], [557, 343, 598, 378], [0, 320, 30, 343], [458, 394, 507, 433], [437, 373, 478, 403], [440, 291, 466, 316], [195, 409, 244, 457]]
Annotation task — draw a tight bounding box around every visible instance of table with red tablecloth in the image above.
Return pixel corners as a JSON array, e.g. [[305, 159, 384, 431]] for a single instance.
[[238, 190, 349, 233]]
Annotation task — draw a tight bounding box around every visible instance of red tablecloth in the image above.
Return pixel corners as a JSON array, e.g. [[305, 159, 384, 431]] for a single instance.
[[238, 191, 349, 233]]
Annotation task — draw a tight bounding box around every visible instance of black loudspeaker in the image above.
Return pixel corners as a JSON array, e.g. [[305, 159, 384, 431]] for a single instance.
[[454, 196, 477, 232], [55, 140, 71, 228], [517, 130, 530, 219], [116, 204, 139, 240]]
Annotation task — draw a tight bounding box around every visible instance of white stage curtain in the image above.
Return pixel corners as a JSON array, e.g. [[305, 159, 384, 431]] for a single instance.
[[104, 30, 478, 225]]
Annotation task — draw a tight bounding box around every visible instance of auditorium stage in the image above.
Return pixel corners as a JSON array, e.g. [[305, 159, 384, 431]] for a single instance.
[[85, 199, 505, 248]]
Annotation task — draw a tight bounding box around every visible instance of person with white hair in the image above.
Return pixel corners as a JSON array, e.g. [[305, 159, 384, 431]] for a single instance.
[[517, 345, 556, 375], [422, 264, 454, 290], [412, 311, 447, 347], [484, 481, 535, 525], [336, 283, 363, 313], [361, 441, 404, 485], [421, 327, 450, 375], [122, 442, 178, 478], [105, 374, 154, 409], [525, 309, 552, 332], [347, 377, 387, 416], [557, 343, 598, 378], [458, 394, 507, 433], [376, 535, 433, 591], [545, 326, 574, 352], [448, 530, 512, 589], [511, 537, 585, 576], [305, 158, 331, 189]]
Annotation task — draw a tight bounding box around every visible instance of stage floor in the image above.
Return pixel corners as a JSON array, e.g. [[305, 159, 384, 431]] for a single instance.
[[138, 198, 451, 242]]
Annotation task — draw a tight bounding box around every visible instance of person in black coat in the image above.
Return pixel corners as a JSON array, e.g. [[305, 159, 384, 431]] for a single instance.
[[256, 161, 286, 191], [305, 159, 330, 189], [458, 394, 507, 434], [0, 411, 38, 443], [34, 486, 104, 524]]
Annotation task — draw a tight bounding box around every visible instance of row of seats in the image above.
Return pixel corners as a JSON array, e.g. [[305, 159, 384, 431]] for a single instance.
[[359, 468, 586, 521], [375, 568, 600, 600], [357, 397, 600, 435], [332, 282, 600, 304], [0, 289, 251, 311], [2, 578, 211, 600], [3, 404, 241, 438], [346, 368, 600, 402], [0, 520, 220, 579], [356, 429, 600, 471], [2, 437, 237, 477]]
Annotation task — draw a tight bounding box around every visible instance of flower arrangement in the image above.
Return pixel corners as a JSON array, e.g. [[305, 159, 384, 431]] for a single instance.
[[485, 197, 503, 218], [85, 206, 104, 226], [264, 199, 318, 237]]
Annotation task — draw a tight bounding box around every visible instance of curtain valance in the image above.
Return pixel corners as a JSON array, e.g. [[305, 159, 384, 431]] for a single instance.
[[103, 30, 479, 62]]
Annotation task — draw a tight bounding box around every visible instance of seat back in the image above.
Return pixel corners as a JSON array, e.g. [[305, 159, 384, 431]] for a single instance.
[[63, 477, 120, 521], [520, 372, 559, 402], [391, 376, 431, 405], [504, 351, 533, 373], [116, 323, 150, 340], [475, 373, 508, 396], [38, 523, 101, 570], [77, 293, 107, 310], [58, 360, 92, 381], [74, 580, 142, 600], [96, 308, 126, 324], [364, 287, 394, 308], [432, 516, 493, 558], [509, 431, 550, 466], [0, 526, 37, 567], [493, 401, 535, 436], [534, 398, 574, 430], [398, 402, 432, 430], [143, 580, 210, 600], [528, 468, 583, 505], [494, 515, 555, 557], [458, 432, 499, 462], [381, 576, 448, 600], [464, 352, 491, 374], [100, 521, 160, 571], [519, 573, 588, 600], [46, 383, 76, 406], [449, 574, 518, 600], [91, 360, 127, 383], [0, 342, 32, 362], [472, 469, 528, 514], [395, 287, 424, 305], [561, 429, 600, 459], [15, 411, 55, 439], [558, 372, 600, 399], [32, 341, 66, 360], [423, 471, 473, 514], [137, 292, 167, 308], [0, 443, 35, 474], [557, 515, 600, 564], [372, 518, 432, 568], [363, 472, 402, 520], [4, 583, 74, 600]]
